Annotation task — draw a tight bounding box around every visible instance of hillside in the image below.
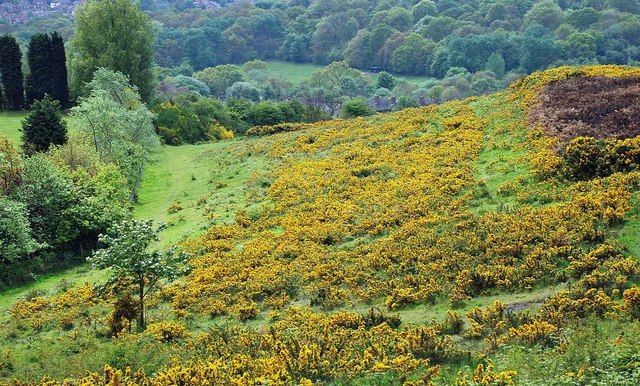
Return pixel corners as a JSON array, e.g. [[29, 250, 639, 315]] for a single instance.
[[3, 65, 640, 385]]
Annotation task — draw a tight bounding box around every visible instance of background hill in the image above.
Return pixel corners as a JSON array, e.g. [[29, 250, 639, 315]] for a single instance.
[[6, 1, 640, 108], [2, 65, 640, 385]]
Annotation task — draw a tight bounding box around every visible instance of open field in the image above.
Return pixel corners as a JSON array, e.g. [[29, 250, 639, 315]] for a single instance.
[[265, 60, 433, 85], [0, 111, 25, 144], [0, 112, 78, 146]]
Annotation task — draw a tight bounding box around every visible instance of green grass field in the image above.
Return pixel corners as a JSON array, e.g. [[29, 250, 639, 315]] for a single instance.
[[265, 60, 433, 86], [0, 111, 26, 143], [0, 111, 79, 146], [134, 138, 269, 247], [265, 60, 323, 83]]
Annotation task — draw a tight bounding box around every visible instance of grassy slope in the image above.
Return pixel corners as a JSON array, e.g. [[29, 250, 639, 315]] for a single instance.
[[2, 74, 640, 381], [134, 138, 269, 247]]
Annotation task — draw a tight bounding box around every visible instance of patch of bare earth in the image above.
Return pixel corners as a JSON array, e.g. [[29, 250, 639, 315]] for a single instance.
[[529, 76, 640, 146]]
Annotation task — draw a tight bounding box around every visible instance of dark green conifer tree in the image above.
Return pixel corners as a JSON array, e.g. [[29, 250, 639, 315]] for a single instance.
[[49, 32, 69, 108], [0, 35, 25, 110], [22, 96, 67, 155], [25, 33, 52, 106], [0, 81, 4, 109]]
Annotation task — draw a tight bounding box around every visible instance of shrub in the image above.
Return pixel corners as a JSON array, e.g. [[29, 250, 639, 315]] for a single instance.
[[506, 321, 558, 346], [0, 197, 38, 287], [234, 302, 259, 322], [167, 200, 183, 214], [341, 98, 375, 119], [245, 101, 285, 126], [145, 321, 188, 343], [363, 308, 402, 329], [154, 102, 206, 145], [623, 287, 640, 319], [561, 136, 640, 180], [440, 311, 464, 335], [207, 123, 234, 141], [21, 95, 67, 156], [108, 295, 139, 335], [456, 361, 517, 385], [562, 136, 602, 180], [247, 122, 311, 136]]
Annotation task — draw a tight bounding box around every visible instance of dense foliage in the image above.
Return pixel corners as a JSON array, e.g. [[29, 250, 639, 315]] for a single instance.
[[21, 96, 67, 156], [144, 0, 640, 79], [69, 0, 155, 102], [0, 133, 131, 288]]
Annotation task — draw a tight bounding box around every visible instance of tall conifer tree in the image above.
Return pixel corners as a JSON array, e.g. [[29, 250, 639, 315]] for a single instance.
[[0, 35, 25, 110], [49, 32, 69, 108], [25, 33, 52, 106], [0, 81, 4, 109]]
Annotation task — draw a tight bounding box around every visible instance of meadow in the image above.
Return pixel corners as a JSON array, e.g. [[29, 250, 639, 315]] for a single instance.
[[265, 60, 433, 85], [2, 66, 640, 384], [0, 111, 26, 144]]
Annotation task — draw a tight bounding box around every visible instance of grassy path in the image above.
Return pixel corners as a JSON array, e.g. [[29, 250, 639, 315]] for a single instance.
[[469, 95, 530, 213], [135, 138, 268, 246]]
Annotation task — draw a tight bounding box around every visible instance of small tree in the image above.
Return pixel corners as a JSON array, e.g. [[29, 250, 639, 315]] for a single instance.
[[88, 219, 187, 329], [341, 98, 375, 119], [376, 71, 397, 90], [22, 96, 67, 156], [0, 135, 22, 194]]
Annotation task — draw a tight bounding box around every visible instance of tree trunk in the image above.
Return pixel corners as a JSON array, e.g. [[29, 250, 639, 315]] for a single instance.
[[138, 280, 145, 330]]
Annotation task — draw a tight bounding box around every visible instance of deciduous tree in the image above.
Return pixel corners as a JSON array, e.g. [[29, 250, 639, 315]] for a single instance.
[[71, 69, 159, 199], [69, 0, 155, 102], [88, 219, 187, 329]]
